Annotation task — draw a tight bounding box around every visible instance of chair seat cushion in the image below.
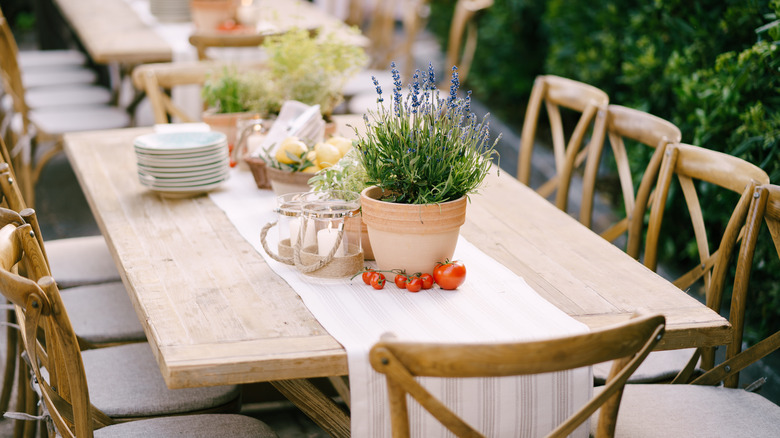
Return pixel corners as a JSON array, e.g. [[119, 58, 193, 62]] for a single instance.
[[22, 67, 97, 89], [592, 384, 780, 437], [18, 49, 87, 69], [29, 105, 130, 135], [26, 85, 112, 109], [93, 414, 278, 437], [60, 281, 146, 344], [82, 343, 241, 418], [45, 235, 121, 288], [592, 347, 699, 383]]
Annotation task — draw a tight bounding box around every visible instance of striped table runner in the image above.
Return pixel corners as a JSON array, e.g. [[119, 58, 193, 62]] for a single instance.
[[210, 168, 591, 437]]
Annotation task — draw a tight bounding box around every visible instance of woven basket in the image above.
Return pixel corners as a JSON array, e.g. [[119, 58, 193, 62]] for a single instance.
[[244, 156, 271, 189]]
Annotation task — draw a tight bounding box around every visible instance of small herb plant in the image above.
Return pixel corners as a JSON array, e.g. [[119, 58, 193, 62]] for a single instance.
[[308, 149, 370, 193], [242, 27, 368, 117], [354, 63, 500, 204], [201, 67, 251, 114]]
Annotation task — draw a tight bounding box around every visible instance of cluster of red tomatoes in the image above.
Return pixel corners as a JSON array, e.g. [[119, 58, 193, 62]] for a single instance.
[[358, 260, 466, 292]]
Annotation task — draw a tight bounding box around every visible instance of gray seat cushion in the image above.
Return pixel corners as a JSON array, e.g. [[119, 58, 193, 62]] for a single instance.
[[93, 414, 278, 437], [26, 85, 112, 109], [29, 105, 130, 135], [46, 235, 121, 288], [592, 348, 700, 384], [82, 343, 241, 418], [18, 49, 87, 69], [60, 281, 146, 344], [592, 384, 780, 437]]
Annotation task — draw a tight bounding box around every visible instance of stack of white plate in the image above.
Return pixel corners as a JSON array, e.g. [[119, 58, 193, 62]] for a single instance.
[[150, 0, 191, 22], [134, 131, 230, 198]]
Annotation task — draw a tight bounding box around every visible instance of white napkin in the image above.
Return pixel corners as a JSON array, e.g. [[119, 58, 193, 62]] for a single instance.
[[249, 100, 325, 158]]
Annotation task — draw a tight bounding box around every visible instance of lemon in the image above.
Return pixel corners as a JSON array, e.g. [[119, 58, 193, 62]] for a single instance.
[[275, 138, 307, 164], [326, 136, 353, 157], [301, 164, 322, 173], [314, 142, 341, 168]]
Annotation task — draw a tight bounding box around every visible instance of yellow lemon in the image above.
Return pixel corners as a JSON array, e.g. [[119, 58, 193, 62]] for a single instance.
[[314, 142, 341, 168], [326, 136, 353, 157], [275, 138, 307, 164], [301, 165, 322, 173]]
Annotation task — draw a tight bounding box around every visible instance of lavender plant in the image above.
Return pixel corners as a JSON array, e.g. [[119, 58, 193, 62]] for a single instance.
[[354, 63, 500, 204]]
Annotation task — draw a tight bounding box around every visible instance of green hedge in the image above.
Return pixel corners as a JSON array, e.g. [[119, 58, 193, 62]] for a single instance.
[[429, 0, 780, 343]]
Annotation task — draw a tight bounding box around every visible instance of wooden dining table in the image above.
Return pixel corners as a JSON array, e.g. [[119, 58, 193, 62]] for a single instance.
[[62, 119, 732, 436]]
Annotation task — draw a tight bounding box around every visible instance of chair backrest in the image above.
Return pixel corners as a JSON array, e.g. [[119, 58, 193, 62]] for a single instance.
[[189, 28, 300, 61], [643, 143, 768, 371], [442, 0, 492, 85], [370, 313, 666, 438], [0, 217, 112, 437], [584, 104, 682, 257], [130, 60, 264, 124], [517, 75, 609, 216], [709, 183, 780, 387]]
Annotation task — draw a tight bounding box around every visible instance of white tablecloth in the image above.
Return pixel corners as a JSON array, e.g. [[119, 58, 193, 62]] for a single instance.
[[209, 168, 592, 437]]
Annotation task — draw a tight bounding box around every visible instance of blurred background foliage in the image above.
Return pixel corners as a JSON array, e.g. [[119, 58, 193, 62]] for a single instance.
[[429, 0, 779, 343]]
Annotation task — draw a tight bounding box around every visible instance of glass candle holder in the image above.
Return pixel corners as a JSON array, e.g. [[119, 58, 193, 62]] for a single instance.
[[272, 191, 319, 261], [297, 190, 363, 277]]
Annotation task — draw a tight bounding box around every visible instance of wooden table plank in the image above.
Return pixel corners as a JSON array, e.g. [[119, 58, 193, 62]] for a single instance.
[[52, 0, 172, 64], [63, 124, 731, 390]]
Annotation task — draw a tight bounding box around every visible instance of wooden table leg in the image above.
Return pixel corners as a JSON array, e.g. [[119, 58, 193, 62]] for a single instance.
[[271, 378, 350, 438]]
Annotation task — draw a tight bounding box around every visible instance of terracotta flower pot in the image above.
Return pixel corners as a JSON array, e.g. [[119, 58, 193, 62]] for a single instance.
[[360, 186, 466, 275], [201, 110, 260, 149], [190, 0, 239, 31]]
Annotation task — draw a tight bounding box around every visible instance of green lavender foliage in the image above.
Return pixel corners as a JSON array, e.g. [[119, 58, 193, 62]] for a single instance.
[[354, 64, 500, 204]]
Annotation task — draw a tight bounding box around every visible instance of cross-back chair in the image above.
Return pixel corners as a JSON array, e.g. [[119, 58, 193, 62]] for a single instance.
[[644, 143, 768, 373], [131, 60, 265, 124], [593, 143, 769, 385], [345, 0, 492, 115], [0, 17, 130, 205], [583, 104, 682, 257], [0, 219, 279, 438], [517, 75, 609, 216], [370, 313, 666, 438], [602, 185, 780, 437]]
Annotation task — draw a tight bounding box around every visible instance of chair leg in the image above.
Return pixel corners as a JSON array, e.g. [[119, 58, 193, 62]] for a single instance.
[[12, 349, 26, 438], [1, 308, 17, 412]]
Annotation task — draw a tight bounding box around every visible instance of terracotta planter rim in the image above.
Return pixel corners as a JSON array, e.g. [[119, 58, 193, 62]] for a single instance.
[[360, 185, 466, 234]]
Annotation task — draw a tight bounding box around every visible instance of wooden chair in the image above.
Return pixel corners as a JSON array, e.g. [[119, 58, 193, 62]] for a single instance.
[[601, 185, 780, 437], [189, 29, 295, 62], [131, 60, 265, 124], [593, 144, 769, 384], [345, 0, 492, 115], [370, 313, 666, 438], [0, 219, 278, 438], [583, 104, 682, 257], [0, 17, 130, 205], [516, 75, 608, 216], [0, 216, 273, 437], [0, 159, 143, 434]]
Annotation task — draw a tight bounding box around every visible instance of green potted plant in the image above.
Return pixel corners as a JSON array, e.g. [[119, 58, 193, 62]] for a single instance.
[[201, 66, 260, 155], [241, 27, 368, 120], [355, 63, 500, 274]]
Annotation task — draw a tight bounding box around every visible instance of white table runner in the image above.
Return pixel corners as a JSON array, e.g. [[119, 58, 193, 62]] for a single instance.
[[209, 168, 591, 437]]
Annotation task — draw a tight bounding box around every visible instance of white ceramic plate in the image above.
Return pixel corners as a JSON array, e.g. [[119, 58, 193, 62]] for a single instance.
[[135, 151, 229, 168], [133, 131, 227, 154], [138, 167, 228, 184], [139, 172, 229, 189], [136, 160, 229, 178], [134, 142, 227, 159]]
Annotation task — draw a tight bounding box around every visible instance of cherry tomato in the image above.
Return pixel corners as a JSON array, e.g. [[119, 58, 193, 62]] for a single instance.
[[433, 260, 466, 290], [370, 272, 386, 290], [362, 269, 375, 285], [394, 274, 408, 289], [420, 273, 434, 289], [406, 276, 422, 292]]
